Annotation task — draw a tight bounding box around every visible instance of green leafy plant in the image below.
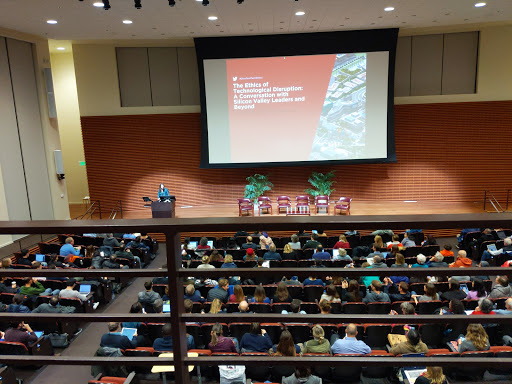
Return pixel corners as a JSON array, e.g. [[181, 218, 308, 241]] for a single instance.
[[244, 174, 273, 202], [304, 171, 336, 197]]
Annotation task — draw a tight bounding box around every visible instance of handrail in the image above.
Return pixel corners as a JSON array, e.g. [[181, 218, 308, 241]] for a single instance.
[[108, 200, 123, 220], [483, 190, 505, 212], [3, 214, 512, 383], [72, 200, 102, 220]]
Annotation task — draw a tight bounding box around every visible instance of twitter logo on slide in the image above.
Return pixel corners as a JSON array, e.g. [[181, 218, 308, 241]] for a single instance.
[[232, 76, 237, 81]]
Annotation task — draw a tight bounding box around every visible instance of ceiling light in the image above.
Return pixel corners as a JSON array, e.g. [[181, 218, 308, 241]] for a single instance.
[[295, 11, 305, 16], [202, 0, 209, 5], [237, 0, 244, 3], [92, 2, 103, 7], [474, 2, 486, 7], [134, 0, 142, 9], [123, 19, 133, 24], [46, 20, 58, 24], [57, 47, 65, 51], [102, 0, 111, 9], [208, 16, 218, 20], [384, 6, 395, 11], [169, 0, 175, 5]]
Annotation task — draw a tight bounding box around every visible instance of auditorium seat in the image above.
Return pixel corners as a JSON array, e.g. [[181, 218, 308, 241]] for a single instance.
[[302, 285, 324, 302], [224, 302, 239, 313], [237, 198, 254, 216], [367, 302, 391, 314], [334, 197, 352, 215], [300, 302, 319, 314], [242, 352, 271, 382], [342, 302, 367, 314], [332, 354, 363, 383], [186, 324, 202, 349], [276, 196, 291, 215], [271, 303, 291, 313], [419, 324, 444, 349], [146, 323, 165, 342], [229, 322, 251, 343], [249, 303, 271, 313], [257, 196, 272, 215], [261, 323, 283, 344], [364, 324, 392, 349], [416, 300, 443, 314], [124, 348, 154, 374]]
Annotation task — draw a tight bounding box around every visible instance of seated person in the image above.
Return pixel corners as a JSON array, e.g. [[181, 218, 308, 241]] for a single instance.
[[240, 322, 272, 353], [411, 254, 429, 268], [262, 244, 281, 261], [197, 255, 215, 269], [303, 325, 331, 354], [303, 275, 325, 286], [440, 244, 454, 258], [371, 255, 388, 268], [209, 322, 238, 353], [416, 366, 448, 384], [390, 301, 416, 316], [458, 323, 490, 353], [125, 236, 149, 251], [114, 246, 142, 268], [282, 367, 322, 384], [59, 237, 82, 258], [386, 234, 403, 249], [383, 279, 411, 302], [312, 245, 331, 261], [103, 233, 121, 248], [426, 252, 449, 268], [272, 330, 301, 355], [449, 250, 473, 268], [100, 322, 137, 350], [221, 254, 237, 268], [341, 279, 364, 302], [281, 298, 306, 315], [488, 275, 512, 299], [331, 323, 371, 355], [482, 237, 512, 262], [288, 234, 302, 250], [471, 298, 495, 315], [319, 299, 332, 315], [302, 233, 321, 250], [59, 279, 89, 302], [235, 300, 252, 313], [333, 248, 352, 262], [412, 283, 439, 304], [195, 237, 211, 257], [282, 244, 298, 261], [228, 284, 245, 303], [320, 284, 341, 302], [241, 236, 258, 251], [153, 323, 195, 351], [102, 254, 129, 269], [272, 282, 292, 303], [32, 295, 76, 313], [401, 232, 416, 248], [206, 279, 229, 303], [390, 253, 408, 268], [389, 328, 428, 355], [0, 276, 17, 293], [16, 249, 34, 266], [333, 234, 350, 249], [440, 278, 467, 301], [20, 278, 59, 297], [184, 284, 205, 303], [259, 232, 274, 250], [249, 284, 270, 304], [4, 321, 38, 347], [138, 281, 161, 308], [362, 280, 390, 303], [243, 247, 258, 261], [6, 294, 31, 313]]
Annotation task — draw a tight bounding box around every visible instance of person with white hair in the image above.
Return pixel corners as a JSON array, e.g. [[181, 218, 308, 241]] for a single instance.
[[411, 254, 428, 268], [427, 252, 449, 268], [481, 237, 512, 262], [495, 298, 512, 315]]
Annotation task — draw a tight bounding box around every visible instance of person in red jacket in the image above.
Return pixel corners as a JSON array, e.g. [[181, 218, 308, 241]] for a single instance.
[[449, 250, 472, 268]]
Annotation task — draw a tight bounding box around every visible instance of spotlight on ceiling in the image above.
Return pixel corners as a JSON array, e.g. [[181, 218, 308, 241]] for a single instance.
[[169, 0, 176, 5], [102, 0, 111, 10], [202, 0, 209, 5], [237, 0, 244, 3], [134, 0, 142, 9]]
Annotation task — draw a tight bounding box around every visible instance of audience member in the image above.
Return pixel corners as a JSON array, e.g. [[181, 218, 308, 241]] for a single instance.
[[488, 275, 512, 299], [495, 297, 512, 315], [153, 323, 195, 351], [387, 234, 403, 249], [440, 279, 467, 301], [184, 284, 205, 303], [273, 282, 292, 303], [415, 366, 448, 384], [20, 278, 59, 297], [333, 248, 352, 262], [472, 298, 495, 315], [221, 254, 237, 268], [197, 255, 215, 269], [229, 284, 245, 303], [318, 299, 332, 315], [209, 322, 238, 353], [7, 294, 31, 313], [341, 279, 363, 302], [235, 300, 252, 313], [401, 232, 416, 248], [302, 233, 321, 250], [373, 235, 384, 249], [333, 234, 350, 249], [288, 234, 302, 250], [4, 321, 38, 347], [391, 253, 408, 268], [281, 299, 306, 315], [59, 279, 88, 302], [17, 249, 34, 266], [241, 236, 258, 251], [422, 234, 438, 246], [249, 284, 270, 304], [303, 325, 331, 354], [263, 244, 281, 261], [240, 322, 272, 353], [59, 237, 81, 258], [100, 322, 136, 349], [331, 323, 371, 355], [371, 255, 388, 268], [207, 279, 230, 303], [302, 275, 325, 287], [427, 252, 449, 268], [458, 323, 490, 353], [195, 237, 211, 257], [282, 367, 322, 384], [259, 232, 274, 250], [440, 244, 454, 258], [383, 279, 411, 302], [103, 233, 121, 248], [389, 328, 429, 355], [272, 329, 300, 355], [363, 280, 390, 303], [411, 254, 428, 268], [0, 276, 17, 293], [412, 283, 439, 304], [226, 237, 239, 250], [243, 248, 257, 261], [312, 245, 331, 261], [282, 243, 298, 261], [482, 237, 512, 262], [320, 284, 341, 302], [138, 281, 161, 308], [449, 250, 472, 268]]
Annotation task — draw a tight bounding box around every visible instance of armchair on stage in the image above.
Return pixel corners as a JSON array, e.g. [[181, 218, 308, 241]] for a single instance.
[[236, 195, 353, 215], [277, 196, 292, 215], [237, 198, 254, 216], [257, 196, 272, 215], [314, 195, 330, 214], [334, 196, 353, 215]]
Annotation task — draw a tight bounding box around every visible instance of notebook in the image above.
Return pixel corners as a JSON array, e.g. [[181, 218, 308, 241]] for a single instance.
[[121, 328, 137, 340], [35, 254, 45, 262], [487, 244, 498, 252], [79, 284, 92, 293], [388, 334, 408, 346], [403, 368, 427, 384]]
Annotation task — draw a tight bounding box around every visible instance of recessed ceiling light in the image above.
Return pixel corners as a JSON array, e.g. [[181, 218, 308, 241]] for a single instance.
[[474, 2, 486, 7], [295, 11, 306, 16], [384, 7, 395, 11], [208, 16, 218, 20], [47, 20, 58, 24], [93, 2, 103, 7], [123, 20, 133, 24], [57, 47, 65, 51]]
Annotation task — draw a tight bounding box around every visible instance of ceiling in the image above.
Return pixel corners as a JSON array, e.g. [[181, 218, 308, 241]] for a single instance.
[[1, 0, 511, 42]]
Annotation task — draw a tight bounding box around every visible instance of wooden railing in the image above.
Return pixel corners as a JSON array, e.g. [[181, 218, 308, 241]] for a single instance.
[[2, 213, 512, 383]]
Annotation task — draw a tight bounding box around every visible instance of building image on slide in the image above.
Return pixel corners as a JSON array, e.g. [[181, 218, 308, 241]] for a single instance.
[[310, 53, 367, 160]]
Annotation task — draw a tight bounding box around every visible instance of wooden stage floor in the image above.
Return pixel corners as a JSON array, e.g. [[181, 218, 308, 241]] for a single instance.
[[71, 199, 486, 220]]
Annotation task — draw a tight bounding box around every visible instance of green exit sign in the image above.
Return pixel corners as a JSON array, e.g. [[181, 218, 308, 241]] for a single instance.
[[79, 161, 86, 166]]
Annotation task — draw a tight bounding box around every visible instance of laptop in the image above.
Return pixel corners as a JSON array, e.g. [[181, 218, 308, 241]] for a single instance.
[[79, 284, 92, 294], [487, 244, 498, 252], [460, 283, 469, 295], [121, 328, 137, 340], [207, 240, 214, 248], [163, 303, 171, 313], [496, 230, 507, 240], [332, 249, 339, 257], [35, 254, 45, 262], [188, 241, 198, 249], [34, 331, 44, 338]]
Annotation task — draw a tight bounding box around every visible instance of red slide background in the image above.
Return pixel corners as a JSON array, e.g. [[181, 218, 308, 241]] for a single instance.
[[226, 55, 335, 162]]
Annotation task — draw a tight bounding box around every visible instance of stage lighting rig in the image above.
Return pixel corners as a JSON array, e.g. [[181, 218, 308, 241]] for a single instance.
[[134, 0, 142, 9], [102, 0, 111, 9], [202, 0, 209, 5], [169, 0, 176, 5]]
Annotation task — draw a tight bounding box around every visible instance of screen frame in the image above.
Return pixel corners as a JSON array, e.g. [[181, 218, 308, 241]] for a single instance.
[[195, 29, 398, 169]]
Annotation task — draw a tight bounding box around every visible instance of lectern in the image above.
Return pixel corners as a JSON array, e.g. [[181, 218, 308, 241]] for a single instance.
[[151, 201, 175, 218]]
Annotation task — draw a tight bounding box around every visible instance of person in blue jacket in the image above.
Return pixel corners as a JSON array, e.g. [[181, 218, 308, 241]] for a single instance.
[[158, 183, 170, 198], [240, 322, 272, 352]]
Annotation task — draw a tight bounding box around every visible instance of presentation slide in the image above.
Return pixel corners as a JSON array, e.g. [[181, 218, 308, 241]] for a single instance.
[[204, 51, 389, 165]]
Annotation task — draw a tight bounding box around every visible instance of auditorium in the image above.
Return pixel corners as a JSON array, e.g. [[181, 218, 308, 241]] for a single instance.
[[1, 1, 512, 383]]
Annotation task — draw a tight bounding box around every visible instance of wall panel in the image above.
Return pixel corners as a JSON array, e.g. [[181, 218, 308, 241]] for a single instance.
[[442, 32, 478, 95], [411, 34, 443, 96], [116, 47, 152, 107], [81, 101, 512, 211], [148, 47, 181, 106]]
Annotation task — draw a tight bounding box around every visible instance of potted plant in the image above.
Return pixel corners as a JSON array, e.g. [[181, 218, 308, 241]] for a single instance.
[[244, 174, 273, 208], [305, 171, 336, 213]]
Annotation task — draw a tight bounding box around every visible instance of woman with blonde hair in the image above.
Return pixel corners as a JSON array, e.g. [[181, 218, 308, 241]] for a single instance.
[[333, 234, 350, 249], [459, 323, 490, 353], [303, 325, 331, 354], [416, 366, 447, 384], [374, 235, 384, 249], [282, 243, 298, 261], [229, 284, 245, 303], [209, 298, 224, 314]]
